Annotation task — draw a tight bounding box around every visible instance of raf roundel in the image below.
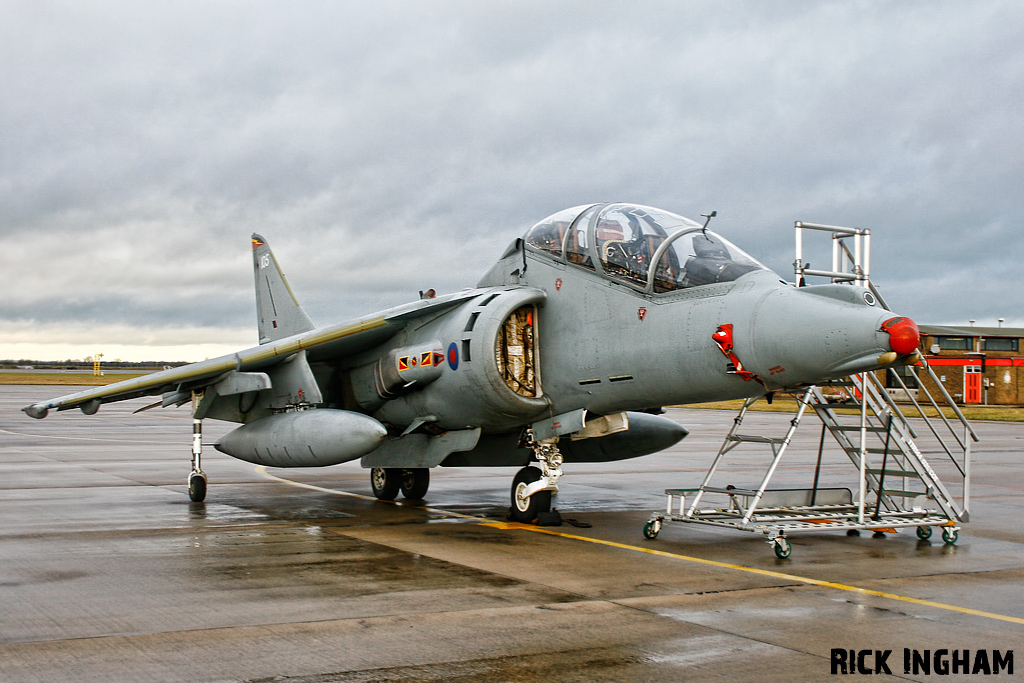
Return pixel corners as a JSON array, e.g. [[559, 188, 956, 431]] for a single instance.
[[447, 342, 459, 371]]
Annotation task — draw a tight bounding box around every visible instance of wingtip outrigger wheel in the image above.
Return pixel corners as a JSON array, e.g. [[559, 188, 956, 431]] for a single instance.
[[188, 400, 207, 503], [188, 470, 207, 502]]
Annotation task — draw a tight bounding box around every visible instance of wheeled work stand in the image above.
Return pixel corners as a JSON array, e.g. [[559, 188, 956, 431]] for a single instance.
[[643, 221, 977, 557]]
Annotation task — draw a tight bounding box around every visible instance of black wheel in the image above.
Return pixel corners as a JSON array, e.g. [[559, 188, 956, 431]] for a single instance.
[[510, 466, 551, 523], [942, 527, 959, 545], [188, 472, 207, 502], [643, 520, 661, 539], [916, 525, 933, 540], [399, 468, 430, 499], [370, 468, 401, 500], [774, 538, 792, 559]]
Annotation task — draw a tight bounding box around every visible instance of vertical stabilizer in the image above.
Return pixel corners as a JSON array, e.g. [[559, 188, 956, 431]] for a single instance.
[[251, 234, 315, 344]]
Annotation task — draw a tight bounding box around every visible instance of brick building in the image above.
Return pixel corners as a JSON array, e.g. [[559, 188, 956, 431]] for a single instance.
[[887, 324, 1024, 406]]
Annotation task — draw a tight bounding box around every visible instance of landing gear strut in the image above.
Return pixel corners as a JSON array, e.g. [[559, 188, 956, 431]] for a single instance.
[[188, 415, 207, 502], [509, 430, 563, 523]]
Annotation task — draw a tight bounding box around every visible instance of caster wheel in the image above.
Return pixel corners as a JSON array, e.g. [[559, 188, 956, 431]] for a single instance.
[[371, 468, 401, 500], [773, 538, 792, 559], [916, 525, 933, 540], [942, 527, 959, 545], [643, 520, 661, 539], [188, 472, 207, 502]]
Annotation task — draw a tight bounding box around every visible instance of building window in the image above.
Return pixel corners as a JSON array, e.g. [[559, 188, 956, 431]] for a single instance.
[[885, 365, 918, 389], [982, 338, 1019, 352], [935, 336, 972, 351]]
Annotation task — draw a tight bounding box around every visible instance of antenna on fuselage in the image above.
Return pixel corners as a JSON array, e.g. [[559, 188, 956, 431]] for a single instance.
[[701, 211, 717, 235]]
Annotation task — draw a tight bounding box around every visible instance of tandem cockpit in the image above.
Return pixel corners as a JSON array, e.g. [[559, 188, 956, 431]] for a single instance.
[[524, 203, 773, 292]]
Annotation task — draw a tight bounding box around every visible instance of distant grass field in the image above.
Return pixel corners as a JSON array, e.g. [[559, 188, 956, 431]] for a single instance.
[[686, 398, 1024, 422], [0, 372, 146, 386]]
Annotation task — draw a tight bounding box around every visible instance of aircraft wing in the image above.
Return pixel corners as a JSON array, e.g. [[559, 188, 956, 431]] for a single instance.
[[22, 288, 488, 419]]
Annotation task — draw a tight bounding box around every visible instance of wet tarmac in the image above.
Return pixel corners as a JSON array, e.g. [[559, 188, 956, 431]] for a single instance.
[[2, 384, 1024, 682]]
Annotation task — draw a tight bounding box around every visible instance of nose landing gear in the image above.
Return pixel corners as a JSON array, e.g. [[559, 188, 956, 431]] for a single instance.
[[509, 431, 563, 523], [511, 466, 551, 522]]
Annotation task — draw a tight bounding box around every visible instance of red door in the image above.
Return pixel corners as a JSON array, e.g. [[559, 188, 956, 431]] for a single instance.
[[964, 366, 982, 404]]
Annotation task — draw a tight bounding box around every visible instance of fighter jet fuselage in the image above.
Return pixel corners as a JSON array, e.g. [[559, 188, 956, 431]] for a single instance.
[[24, 203, 920, 520]]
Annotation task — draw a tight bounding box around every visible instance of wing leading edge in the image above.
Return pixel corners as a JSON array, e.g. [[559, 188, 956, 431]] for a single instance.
[[23, 233, 491, 419]]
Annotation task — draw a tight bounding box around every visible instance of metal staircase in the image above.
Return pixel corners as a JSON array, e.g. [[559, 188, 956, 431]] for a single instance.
[[811, 371, 973, 525], [643, 221, 978, 557]]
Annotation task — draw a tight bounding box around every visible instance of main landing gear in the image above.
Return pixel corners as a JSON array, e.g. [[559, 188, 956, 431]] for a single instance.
[[509, 431, 563, 523], [188, 416, 207, 502], [371, 468, 431, 501]]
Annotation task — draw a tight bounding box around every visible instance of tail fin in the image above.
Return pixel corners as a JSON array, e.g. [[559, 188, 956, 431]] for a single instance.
[[251, 234, 315, 344]]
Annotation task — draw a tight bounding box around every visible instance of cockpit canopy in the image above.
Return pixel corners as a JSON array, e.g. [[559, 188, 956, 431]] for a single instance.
[[524, 203, 772, 293]]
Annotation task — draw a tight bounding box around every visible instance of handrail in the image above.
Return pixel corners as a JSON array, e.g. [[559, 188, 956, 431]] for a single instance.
[[914, 359, 980, 443], [884, 367, 963, 458]]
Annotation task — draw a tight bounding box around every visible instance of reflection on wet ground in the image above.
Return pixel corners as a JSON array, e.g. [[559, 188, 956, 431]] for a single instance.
[[3, 385, 1024, 682]]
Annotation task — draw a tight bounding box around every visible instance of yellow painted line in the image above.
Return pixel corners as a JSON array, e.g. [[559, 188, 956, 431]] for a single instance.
[[258, 468, 1024, 627], [483, 523, 1024, 626]]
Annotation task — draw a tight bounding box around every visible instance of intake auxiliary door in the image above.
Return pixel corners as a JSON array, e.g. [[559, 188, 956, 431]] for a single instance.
[[496, 304, 540, 397]]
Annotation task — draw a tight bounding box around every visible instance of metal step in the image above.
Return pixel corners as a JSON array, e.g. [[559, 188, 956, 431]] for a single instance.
[[879, 489, 929, 499], [866, 468, 921, 478], [836, 446, 908, 456], [728, 434, 787, 444]]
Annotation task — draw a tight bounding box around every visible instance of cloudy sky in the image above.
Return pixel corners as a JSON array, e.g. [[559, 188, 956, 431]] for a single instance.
[[2, 1, 1022, 362]]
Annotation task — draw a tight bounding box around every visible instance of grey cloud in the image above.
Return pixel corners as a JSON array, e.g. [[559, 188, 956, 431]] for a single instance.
[[3, 1, 1023, 360]]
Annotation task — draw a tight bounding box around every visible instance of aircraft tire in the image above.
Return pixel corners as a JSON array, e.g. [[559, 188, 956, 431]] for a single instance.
[[188, 472, 207, 502], [400, 468, 430, 500], [510, 466, 551, 523], [371, 468, 401, 500]]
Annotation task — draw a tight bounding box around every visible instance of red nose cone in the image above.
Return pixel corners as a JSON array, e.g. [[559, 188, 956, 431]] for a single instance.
[[882, 317, 920, 355]]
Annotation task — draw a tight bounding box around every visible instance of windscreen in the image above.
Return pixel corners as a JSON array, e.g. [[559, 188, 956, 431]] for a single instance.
[[652, 229, 769, 292], [524, 203, 771, 292]]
